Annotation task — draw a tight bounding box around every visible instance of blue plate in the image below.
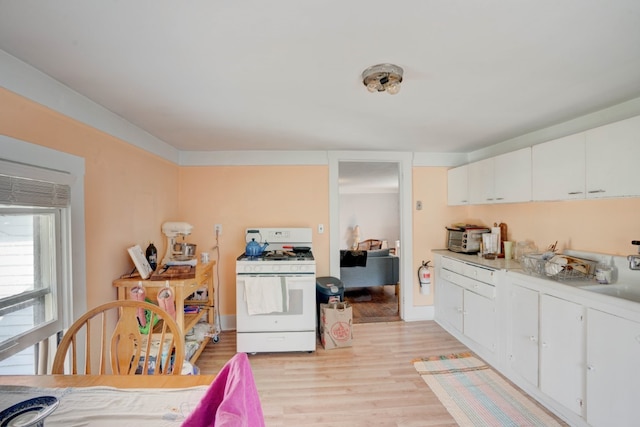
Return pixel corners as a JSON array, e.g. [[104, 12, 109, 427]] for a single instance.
[[0, 396, 59, 427]]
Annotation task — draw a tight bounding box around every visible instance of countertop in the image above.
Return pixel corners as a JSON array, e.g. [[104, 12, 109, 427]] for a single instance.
[[432, 249, 523, 271], [435, 248, 640, 318]]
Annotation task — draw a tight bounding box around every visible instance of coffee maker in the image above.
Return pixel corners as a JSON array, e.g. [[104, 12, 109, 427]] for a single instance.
[[161, 221, 197, 266]]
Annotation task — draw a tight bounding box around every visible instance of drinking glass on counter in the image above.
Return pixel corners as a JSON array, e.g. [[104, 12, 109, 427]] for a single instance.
[[482, 233, 499, 259]]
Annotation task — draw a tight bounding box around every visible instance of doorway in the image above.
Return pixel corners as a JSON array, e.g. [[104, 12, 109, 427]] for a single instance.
[[329, 152, 424, 321], [337, 161, 400, 322]]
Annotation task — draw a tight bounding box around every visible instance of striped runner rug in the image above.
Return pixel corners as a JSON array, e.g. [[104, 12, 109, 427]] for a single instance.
[[413, 353, 561, 427]]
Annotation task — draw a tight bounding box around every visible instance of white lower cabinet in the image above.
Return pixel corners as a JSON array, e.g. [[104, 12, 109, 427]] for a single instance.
[[435, 256, 497, 361], [438, 278, 463, 333], [506, 283, 539, 387], [586, 308, 640, 427], [437, 277, 497, 353], [438, 259, 640, 427], [464, 289, 497, 353], [539, 294, 585, 417]]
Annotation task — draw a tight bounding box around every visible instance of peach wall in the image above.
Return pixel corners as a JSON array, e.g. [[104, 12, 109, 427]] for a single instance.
[[413, 167, 467, 306], [0, 88, 180, 309], [467, 198, 640, 256], [178, 166, 330, 316]]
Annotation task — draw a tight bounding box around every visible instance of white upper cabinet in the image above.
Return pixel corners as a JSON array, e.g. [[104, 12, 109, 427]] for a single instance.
[[468, 147, 531, 205], [585, 115, 640, 198], [468, 158, 494, 204], [532, 133, 585, 201], [494, 147, 531, 203], [447, 165, 469, 205], [448, 114, 640, 204]]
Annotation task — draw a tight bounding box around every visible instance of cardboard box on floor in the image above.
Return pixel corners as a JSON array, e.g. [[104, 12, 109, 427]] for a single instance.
[[320, 302, 353, 349]]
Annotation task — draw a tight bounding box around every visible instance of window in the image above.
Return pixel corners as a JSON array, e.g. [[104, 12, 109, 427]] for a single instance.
[[0, 159, 73, 372], [0, 209, 64, 369]]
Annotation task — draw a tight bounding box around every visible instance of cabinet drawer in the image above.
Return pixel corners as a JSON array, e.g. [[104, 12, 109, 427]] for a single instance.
[[440, 269, 495, 299], [463, 264, 495, 285], [442, 256, 496, 285], [467, 279, 496, 299], [442, 257, 464, 274]]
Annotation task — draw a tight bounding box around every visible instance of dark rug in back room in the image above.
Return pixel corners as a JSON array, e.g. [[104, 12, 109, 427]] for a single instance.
[[345, 288, 372, 302]]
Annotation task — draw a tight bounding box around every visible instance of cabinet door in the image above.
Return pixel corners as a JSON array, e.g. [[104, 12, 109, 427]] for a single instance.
[[494, 147, 532, 203], [463, 290, 496, 353], [539, 294, 584, 416], [585, 115, 640, 198], [468, 157, 494, 204], [506, 283, 539, 387], [437, 279, 463, 332], [532, 133, 585, 201], [447, 165, 469, 205], [586, 308, 640, 427]]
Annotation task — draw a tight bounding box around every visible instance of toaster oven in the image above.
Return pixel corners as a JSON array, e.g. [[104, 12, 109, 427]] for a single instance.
[[446, 227, 490, 253]]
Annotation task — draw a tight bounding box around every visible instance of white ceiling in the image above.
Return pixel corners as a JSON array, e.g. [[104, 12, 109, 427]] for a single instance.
[[1, 1, 640, 154]]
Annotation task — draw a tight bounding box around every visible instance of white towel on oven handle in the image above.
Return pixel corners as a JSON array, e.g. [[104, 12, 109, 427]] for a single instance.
[[244, 276, 287, 315]]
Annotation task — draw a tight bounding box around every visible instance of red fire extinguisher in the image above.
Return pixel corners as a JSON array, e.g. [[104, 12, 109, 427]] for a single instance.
[[418, 260, 431, 295]]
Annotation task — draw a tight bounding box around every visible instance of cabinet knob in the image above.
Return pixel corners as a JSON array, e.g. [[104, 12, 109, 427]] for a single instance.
[[586, 364, 595, 371], [541, 342, 548, 348], [529, 335, 537, 343]]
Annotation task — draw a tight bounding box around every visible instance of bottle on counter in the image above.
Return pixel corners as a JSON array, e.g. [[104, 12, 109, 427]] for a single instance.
[[145, 242, 158, 271]]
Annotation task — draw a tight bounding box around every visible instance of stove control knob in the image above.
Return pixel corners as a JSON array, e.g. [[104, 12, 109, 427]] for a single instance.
[[253, 265, 262, 273], [291, 265, 299, 272], [272, 264, 280, 272]]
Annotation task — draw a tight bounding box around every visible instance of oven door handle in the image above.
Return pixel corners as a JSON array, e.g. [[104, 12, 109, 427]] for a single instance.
[[239, 274, 314, 278]]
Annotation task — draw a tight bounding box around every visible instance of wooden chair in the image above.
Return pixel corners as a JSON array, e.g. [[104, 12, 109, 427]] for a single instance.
[[52, 300, 185, 375]]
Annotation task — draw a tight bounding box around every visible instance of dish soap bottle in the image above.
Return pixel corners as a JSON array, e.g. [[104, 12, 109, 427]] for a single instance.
[[145, 242, 158, 271]]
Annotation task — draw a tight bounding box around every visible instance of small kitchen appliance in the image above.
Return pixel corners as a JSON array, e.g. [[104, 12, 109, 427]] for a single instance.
[[446, 225, 490, 253], [161, 221, 197, 266], [245, 229, 269, 256], [236, 227, 316, 353]]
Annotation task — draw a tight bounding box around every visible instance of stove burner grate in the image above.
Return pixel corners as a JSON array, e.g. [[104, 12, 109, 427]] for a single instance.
[[237, 250, 314, 262]]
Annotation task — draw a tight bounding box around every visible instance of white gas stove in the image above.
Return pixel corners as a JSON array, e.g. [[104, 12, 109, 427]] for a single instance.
[[236, 227, 317, 353]]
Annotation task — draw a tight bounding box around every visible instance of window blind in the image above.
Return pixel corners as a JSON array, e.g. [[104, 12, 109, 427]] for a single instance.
[[0, 174, 70, 208]]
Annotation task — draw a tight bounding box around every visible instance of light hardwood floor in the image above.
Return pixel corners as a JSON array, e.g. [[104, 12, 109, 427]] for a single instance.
[[197, 320, 564, 427], [344, 285, 400, 323]]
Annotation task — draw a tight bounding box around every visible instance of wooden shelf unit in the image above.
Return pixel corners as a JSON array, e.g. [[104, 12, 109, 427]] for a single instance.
[[113, 261, 215, 364]]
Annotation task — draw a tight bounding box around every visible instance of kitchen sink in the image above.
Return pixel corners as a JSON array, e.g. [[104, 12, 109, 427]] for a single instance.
[[578, 283, 640, 304]]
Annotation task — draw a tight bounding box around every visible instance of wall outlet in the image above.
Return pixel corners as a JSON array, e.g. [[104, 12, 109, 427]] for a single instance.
[[214, 224, 222, 235]]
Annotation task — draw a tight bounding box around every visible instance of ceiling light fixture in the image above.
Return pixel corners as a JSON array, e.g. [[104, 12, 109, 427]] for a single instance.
[[362, 63, 404, 95]]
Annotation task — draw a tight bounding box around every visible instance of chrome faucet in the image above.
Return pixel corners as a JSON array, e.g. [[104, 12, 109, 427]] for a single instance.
[[627, 240, 640, 270]]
